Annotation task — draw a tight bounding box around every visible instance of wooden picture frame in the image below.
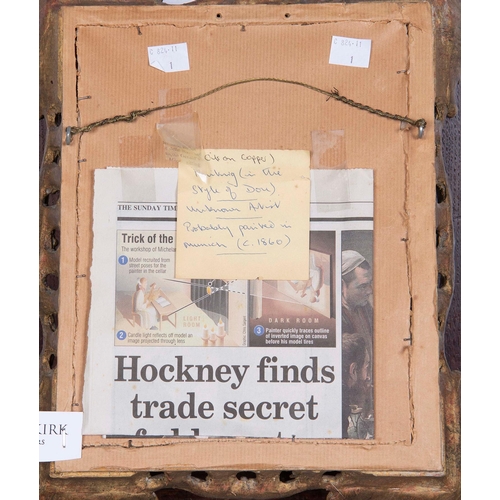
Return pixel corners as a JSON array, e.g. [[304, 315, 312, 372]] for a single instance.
[[39, 1, 460, 498]]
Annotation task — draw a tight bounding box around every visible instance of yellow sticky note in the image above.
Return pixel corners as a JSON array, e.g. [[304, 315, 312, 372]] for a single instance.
[[175, 149, 310, 280]]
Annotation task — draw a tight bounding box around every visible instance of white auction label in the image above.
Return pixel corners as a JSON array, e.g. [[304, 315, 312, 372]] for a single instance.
[[329, 36, 372, 68], [148, 43, 190, 73], [162, 0, 195, 4], [39, 412, 83, 462]]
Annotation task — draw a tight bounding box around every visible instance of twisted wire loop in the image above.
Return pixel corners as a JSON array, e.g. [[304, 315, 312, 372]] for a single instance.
[[66, 77, 426, 143]]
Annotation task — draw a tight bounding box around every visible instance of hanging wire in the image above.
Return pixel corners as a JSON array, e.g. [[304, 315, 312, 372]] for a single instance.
[[65, 77, 426, 144]]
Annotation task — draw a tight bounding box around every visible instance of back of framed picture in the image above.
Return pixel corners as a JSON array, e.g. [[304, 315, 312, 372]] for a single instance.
[[43, 1, 446, 479]]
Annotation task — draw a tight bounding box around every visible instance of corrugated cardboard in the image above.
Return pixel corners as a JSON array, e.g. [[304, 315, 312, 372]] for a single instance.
[[56, 3, 441, 474]]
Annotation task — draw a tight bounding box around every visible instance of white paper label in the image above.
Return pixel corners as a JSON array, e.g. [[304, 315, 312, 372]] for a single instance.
[[162, 0, 195, 4], [329, 36, 372, 68], [148, 43, 190, 73], [39, 412, 83, 462]]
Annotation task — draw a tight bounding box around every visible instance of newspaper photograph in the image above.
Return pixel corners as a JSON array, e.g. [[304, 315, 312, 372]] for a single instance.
[[83, 161, 373, 440]]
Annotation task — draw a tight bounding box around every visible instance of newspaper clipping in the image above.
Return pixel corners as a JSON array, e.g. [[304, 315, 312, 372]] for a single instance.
[[83, 160, 373, 440]]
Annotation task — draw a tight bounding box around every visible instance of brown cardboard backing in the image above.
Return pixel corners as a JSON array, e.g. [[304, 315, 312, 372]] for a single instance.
[[56, 3, 440, 474]]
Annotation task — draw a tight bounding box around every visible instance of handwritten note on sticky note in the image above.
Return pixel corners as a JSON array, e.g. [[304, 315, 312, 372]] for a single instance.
[[176, 150, 311, 280]]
